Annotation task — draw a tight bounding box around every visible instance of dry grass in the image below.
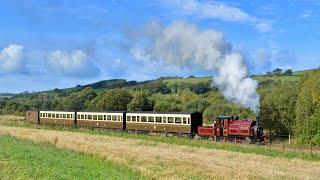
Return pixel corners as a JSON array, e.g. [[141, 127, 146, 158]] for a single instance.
[[0, 115, 24, 122], [0, 125, 319, 180]]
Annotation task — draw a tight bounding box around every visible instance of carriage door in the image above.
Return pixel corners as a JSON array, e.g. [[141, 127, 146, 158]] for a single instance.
[[223, 119, 229, 136], [215, 120, 221, 136]]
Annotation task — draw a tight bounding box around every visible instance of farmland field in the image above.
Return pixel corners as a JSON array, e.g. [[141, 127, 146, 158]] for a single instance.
[[0, 125, 319, 179]]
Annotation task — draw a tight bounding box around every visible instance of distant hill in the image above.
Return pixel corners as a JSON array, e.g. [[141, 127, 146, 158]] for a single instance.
[[9, 68, 317, 98], [0, 93, 16, 98]]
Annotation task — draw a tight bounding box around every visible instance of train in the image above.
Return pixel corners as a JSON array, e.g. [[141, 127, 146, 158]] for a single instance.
[[26, 110, 264, 143]]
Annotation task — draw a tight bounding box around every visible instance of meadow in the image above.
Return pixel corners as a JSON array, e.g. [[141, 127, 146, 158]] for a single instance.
[[0, 125, 319, 179]]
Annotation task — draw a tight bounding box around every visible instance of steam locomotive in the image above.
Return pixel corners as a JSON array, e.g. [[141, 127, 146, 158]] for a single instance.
[[197, 116, 264, 143], [26, 110, 264, 143]]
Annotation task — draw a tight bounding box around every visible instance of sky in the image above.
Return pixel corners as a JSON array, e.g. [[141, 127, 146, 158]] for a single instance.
[[0, 0, 319, 93]]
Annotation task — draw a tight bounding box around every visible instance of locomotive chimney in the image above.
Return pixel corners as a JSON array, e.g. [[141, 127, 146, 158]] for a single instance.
[[256, 116, 260, 126]]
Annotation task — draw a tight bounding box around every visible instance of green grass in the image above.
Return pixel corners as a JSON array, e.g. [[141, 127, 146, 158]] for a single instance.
[[162, 77, 211, 84], [2, 120, 320, 162], [0, 135, 142, 179]]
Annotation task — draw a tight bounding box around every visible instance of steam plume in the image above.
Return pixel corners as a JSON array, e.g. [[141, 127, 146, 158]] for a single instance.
[[132, 21, 259, 113]]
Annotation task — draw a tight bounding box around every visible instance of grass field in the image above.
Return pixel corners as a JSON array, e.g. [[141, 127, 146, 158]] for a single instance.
[[0, 125, 320, 179], [0, 135, 142, 179], [162, 77, 212, 84]]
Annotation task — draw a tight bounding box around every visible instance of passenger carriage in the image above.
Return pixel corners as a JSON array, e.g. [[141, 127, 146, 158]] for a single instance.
[[76, 111, 125, 129], [39, 110, 75, 126], [125, 112, 202, 134]]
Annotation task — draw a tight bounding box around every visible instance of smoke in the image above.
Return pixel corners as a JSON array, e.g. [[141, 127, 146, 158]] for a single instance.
[[131, 20, 260, 113]]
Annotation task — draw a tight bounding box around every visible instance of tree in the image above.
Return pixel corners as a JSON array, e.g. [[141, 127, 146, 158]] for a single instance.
[[266, 71, 273, 76], [58, 87, 97, 110], [294, 70, 320, 144], [273, 68, 283, 76], [154, 101, 182, 112], [183, 99, 210, 113], [283, 69, 293, 76], [96, 89, 132, 111], [128, 91, 154, 111], [179, 90, 198, 103], [259, 82, 298, 135]]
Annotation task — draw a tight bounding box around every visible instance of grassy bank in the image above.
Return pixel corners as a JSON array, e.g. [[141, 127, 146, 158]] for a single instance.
[[0, 135, 142, 179]]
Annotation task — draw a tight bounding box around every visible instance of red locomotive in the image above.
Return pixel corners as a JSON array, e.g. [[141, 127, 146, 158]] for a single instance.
[[197, 116, 264, 143]]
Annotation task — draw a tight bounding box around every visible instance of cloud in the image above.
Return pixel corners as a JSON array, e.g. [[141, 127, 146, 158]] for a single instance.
[[130, 20, 260, 113], [0, 44, 27, 74], [159, 0, 273, 33], [46, 50, 100, 77], [300, 10, 312, 19]]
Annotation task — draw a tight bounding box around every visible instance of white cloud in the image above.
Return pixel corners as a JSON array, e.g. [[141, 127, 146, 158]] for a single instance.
[[300, 10, 312, 19], [46, 50, 100, 77], [0, 44, 27, 74], [160, 0, 273, 33]]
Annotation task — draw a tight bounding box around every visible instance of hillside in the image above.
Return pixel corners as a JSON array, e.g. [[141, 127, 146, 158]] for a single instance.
[[27, 69, 313, 96]]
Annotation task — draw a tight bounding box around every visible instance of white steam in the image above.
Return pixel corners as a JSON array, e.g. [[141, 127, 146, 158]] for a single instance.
[[132, 21, 260, 113]]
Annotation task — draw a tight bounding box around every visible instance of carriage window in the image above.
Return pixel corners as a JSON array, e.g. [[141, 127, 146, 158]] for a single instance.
[[156, 117, 162, 123], [112, 115, 117, 121], [67, 114, 70, 119], [132, 116, 136, 122], [81, 115, 84, 119], [148, 116, 154, 123], [137, 116, 140, 122], [141, 116, 147, 122], [163, 117, 167, 123], [52, 114, 56, 118], [77, 114, 80, 119], [117, 115, 121, 121], [63, 114, 66, 118], [88, 115, 92, 120], [168, 117, 174, 123], [103, 115, 106, 120], [71, 114, 74, 119], [175, 117, 182, 124], [98, 115, 103, 120], [92, 115, 97, 120], [127, 116, 131, 122], [45, 113, 48, 117], [107, 115, 111, 121], [183, 117, 187, 124], [188, 118, 190, 124], [48, 113, 52, 118]]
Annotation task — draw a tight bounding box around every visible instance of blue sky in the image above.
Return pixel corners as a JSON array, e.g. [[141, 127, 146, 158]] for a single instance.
[[0, 0, 319, 93]]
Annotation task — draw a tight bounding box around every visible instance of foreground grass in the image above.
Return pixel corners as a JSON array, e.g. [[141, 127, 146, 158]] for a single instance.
[[0, 135, 142, 179], [1, 125, 320, 179]]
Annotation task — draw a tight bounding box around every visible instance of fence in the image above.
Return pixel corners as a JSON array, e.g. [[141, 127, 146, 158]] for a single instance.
[[266, 134, 320, 154]]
